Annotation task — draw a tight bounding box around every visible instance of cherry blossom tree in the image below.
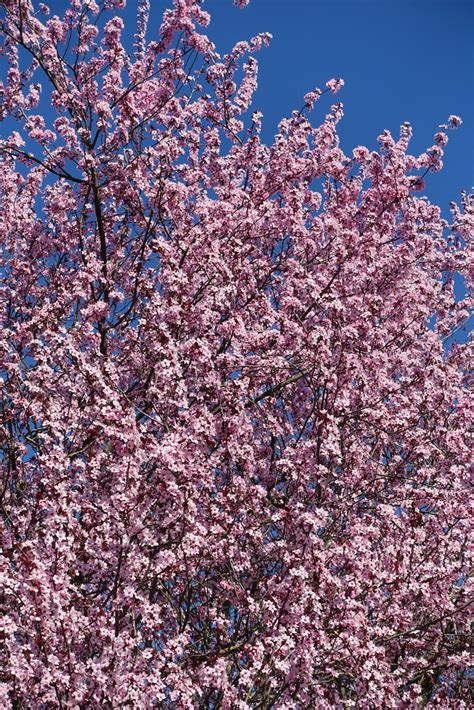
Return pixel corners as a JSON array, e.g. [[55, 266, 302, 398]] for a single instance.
[[0, 0, 472, 707]]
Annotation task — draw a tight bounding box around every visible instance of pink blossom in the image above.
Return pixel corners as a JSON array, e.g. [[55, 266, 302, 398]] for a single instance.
[[0, 0, 470, 707], [352, 145, 369, 162], [326, 77, 345, 93], [304, 87, 322, 110], [448, 114, 463, 128]]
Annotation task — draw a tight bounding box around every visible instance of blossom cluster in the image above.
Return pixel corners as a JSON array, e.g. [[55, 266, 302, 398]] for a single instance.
[[0, 0, 471, 708]]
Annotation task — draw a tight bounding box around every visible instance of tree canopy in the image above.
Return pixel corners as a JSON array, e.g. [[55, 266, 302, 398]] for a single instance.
[[0, 1, 472, 707]]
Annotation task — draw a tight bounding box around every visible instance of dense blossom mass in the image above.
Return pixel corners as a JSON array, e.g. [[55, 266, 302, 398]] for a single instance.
[[0, 0, 472, 707]]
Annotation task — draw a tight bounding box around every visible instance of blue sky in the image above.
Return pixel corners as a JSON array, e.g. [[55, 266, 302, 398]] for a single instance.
[[203, 0, 473, 214], [202, 0, 473, 336]]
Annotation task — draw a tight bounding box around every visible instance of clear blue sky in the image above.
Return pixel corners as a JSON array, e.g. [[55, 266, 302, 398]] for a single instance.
[[203, 0, 473, 214]]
